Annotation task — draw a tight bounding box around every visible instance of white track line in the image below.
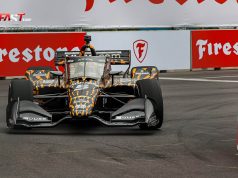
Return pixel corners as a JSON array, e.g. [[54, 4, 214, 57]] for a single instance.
[[160, 77, 238, 83], [207, 165, 238, 169], [144, 143, 183, 148], [205, 75, 238, 79], [219, 139, 236, 142]]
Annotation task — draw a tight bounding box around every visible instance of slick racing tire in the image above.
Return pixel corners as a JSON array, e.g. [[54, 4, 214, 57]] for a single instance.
[[136, 79, 163, 129], [6, 80, 33, 129]]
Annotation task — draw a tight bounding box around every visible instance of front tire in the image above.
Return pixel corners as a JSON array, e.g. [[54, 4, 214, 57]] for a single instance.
[[6, 80, 33, 129], [136, 79, 163, 129]]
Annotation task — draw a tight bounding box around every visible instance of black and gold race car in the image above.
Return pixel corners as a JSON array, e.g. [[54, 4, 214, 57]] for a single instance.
[[6, 36, 163, 129]]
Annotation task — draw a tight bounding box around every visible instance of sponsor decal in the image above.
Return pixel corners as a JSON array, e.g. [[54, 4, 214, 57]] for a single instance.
[[0, 33, 85, 76], [75, 85, 89, 91], [196, 40, 238, 60], [67, 60, 75, 63], [0, 46, 80, 63], [85, 0, 232, 11], [96, 51, 122, 58], [23, 116, 49, 122], [76, 99, 89, 104], [135, 72, 150, 75], [192, 30, 238, 68], [42, 80, 56, 84], [115, 115, 142, 120], [75, 105, 87, 109], [0, 12, 31, 22], [133, 40, 148, 63], [73, 99, 90, 105], [33, 72, 47, 77]]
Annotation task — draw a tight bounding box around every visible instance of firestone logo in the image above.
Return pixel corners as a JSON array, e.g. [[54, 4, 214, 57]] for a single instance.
[[0, 13, 31, 22], [0, 46, 80, 63], [196, 39, 238, 60], [85, 0, 232, 11], [133, 40, 148, 63]]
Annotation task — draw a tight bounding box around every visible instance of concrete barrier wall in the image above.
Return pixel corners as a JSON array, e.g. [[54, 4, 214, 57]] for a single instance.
[[89, 31, 191, 71]]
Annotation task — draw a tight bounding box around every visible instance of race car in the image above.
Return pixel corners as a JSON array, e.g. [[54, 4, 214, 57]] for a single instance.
[[6, 36, 163, 129]]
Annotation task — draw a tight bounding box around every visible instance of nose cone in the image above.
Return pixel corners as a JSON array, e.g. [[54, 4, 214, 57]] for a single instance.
[[68, 80, 99, 117], [70, 96, 97, 116]]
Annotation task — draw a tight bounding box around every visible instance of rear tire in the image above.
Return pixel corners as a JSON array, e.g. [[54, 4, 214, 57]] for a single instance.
[[136, 79, 163, 129], [6, 80, 33, 128]]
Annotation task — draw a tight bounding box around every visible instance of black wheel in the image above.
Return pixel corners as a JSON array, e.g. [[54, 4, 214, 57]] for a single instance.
[[136, 79, 163, 129], [6, 80, 33, 128]]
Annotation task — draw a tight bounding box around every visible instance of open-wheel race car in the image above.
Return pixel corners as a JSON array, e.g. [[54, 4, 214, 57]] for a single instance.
[[6, 36, 163, 129]]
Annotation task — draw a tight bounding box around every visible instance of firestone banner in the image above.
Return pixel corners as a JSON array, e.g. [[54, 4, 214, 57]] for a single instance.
[[1, 0, 238, 27], [0, 32, 85, 76], [192, 30, 238, 69]]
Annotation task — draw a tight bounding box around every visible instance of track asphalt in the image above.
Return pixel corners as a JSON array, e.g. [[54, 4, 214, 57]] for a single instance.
[[0, 70, 238, 178]]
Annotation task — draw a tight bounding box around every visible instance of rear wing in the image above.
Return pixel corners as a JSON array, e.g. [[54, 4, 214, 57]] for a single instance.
[[55, 50, 131, 66], [95, 50, 131, 65], [55, 51, 81, 66]]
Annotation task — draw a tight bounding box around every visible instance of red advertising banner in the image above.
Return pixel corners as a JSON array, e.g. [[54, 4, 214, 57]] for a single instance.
[[0, 32, 86, 76], [192, 30, 238, 69]]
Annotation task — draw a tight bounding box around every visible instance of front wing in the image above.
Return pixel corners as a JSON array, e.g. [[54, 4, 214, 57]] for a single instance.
[[8, 97, 157, 128]]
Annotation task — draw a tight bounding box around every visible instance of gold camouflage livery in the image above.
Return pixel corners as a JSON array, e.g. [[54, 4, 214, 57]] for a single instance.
[[131, 66, 159, 80], [68, 79, 99, 116], [25, 50, 159, 118], [110, 66, 159, 87], [25, 68, 65, 92]]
